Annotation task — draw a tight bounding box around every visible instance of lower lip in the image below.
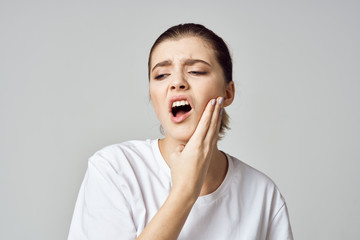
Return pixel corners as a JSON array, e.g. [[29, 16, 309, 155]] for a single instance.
[[170, 110, 192, 123]]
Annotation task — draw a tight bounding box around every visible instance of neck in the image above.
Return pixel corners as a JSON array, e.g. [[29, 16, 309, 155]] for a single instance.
[[158, 136, 228, 196]]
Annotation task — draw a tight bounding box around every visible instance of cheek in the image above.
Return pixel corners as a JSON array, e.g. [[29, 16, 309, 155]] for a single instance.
[[150, 95, 160, 114], [197, 81, 225, 102], [149, 86, 166, 119]]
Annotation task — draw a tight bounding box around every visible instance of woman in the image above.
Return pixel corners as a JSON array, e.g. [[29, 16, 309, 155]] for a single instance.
[[68, 23, 293, 240]]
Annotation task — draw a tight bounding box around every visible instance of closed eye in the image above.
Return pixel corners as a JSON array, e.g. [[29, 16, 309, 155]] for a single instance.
[[189, 71, 207, 75], [155, 74, 170, 80]]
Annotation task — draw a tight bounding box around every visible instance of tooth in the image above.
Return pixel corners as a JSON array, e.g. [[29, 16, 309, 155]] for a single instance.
[[172, 100, 190, 108]]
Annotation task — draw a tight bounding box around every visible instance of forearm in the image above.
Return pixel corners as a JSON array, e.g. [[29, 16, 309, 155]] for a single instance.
[[136, 98, 223, 239], [136, 187, 197, 240]]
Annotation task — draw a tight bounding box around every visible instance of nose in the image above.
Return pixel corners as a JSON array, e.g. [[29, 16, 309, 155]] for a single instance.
[[170, 71, 189, 91]]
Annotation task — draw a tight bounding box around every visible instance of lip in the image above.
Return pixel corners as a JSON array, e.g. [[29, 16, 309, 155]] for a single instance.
[[168, 95, 193, 123]]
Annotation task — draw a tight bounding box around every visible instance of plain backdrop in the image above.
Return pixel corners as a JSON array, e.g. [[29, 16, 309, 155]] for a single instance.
[[1, 0, 359, 239]]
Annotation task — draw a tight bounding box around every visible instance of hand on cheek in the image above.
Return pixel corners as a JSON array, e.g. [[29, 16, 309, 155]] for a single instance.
[[169, 97, 224, 199]]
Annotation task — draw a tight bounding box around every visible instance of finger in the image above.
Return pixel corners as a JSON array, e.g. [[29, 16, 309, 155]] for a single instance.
[[176, 144, 185, 153], [188, 98, 216, 143], [169, 144, 185, 166], [204, 96, 223, 146]]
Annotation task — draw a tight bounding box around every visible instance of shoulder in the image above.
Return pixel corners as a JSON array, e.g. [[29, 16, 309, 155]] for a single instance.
[[227, 154, 285, 205], [227, 154, 290, 227], [88, 139, 156, 174], [92, 139, 154, 158], [229, 154, 276, 186]]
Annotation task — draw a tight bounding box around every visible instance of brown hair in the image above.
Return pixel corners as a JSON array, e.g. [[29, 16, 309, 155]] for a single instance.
[[148, 23, 233, 138]]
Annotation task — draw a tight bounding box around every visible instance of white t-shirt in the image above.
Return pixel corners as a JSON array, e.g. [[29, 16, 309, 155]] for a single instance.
[[68, 139, 293, 240]]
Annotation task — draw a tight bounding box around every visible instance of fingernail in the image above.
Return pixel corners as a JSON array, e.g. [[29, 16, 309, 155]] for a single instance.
[[219, 108, 223, 116], [211, 99, 216, 106], [218, 97, 223, 105]]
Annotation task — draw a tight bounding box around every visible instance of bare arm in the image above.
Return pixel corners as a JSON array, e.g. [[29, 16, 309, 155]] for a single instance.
[[136, 97, 223, 240]]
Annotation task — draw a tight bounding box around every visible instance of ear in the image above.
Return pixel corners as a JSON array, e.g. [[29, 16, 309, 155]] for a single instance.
[[223, 81, 235, 107]]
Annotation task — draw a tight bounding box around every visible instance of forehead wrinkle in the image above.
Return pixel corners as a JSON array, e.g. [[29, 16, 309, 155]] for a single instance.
[[151, 38, 217, 72], [152, 57, 212, 72]]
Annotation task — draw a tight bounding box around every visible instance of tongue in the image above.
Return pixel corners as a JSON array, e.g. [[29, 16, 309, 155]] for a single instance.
[[175, 110, 187, 117]]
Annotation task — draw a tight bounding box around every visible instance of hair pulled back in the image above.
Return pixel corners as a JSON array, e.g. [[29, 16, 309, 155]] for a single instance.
[[148, 23, 233, 137]]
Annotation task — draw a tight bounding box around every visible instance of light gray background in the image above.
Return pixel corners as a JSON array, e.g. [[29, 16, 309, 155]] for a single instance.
[[1, 0, 359, 239]]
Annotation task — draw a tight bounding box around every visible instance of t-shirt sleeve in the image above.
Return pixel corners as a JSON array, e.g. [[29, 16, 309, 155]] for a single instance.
[[68, 154, 137, 240], [267, 202, 294, 240]]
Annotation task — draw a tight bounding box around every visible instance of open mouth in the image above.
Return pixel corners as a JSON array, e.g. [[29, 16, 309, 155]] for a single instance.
[[171, 100, 192, 117]]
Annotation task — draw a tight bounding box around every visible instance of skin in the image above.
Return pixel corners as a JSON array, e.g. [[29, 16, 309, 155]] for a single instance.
[[137, 36, 235, 240]]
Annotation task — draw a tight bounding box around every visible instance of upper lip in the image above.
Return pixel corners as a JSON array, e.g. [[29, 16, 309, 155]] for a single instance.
[[168, 95, 193, 114]]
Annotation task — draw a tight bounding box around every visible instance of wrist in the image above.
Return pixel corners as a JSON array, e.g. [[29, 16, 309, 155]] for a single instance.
[[169, 185, 199, 206]]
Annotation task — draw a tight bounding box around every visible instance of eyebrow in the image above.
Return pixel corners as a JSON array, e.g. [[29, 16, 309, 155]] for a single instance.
[[151, 59, 211, 72]]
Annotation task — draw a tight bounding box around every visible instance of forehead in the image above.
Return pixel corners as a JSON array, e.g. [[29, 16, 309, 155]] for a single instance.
[[150, 37, 217, 67]]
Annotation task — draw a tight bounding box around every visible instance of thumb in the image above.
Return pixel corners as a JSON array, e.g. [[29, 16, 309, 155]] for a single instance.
[[175, 144, 185, 153], [169, 144, 186, 167]]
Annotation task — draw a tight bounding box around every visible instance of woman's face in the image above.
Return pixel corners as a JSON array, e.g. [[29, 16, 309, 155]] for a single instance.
[[149, 36, 233, 142]]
